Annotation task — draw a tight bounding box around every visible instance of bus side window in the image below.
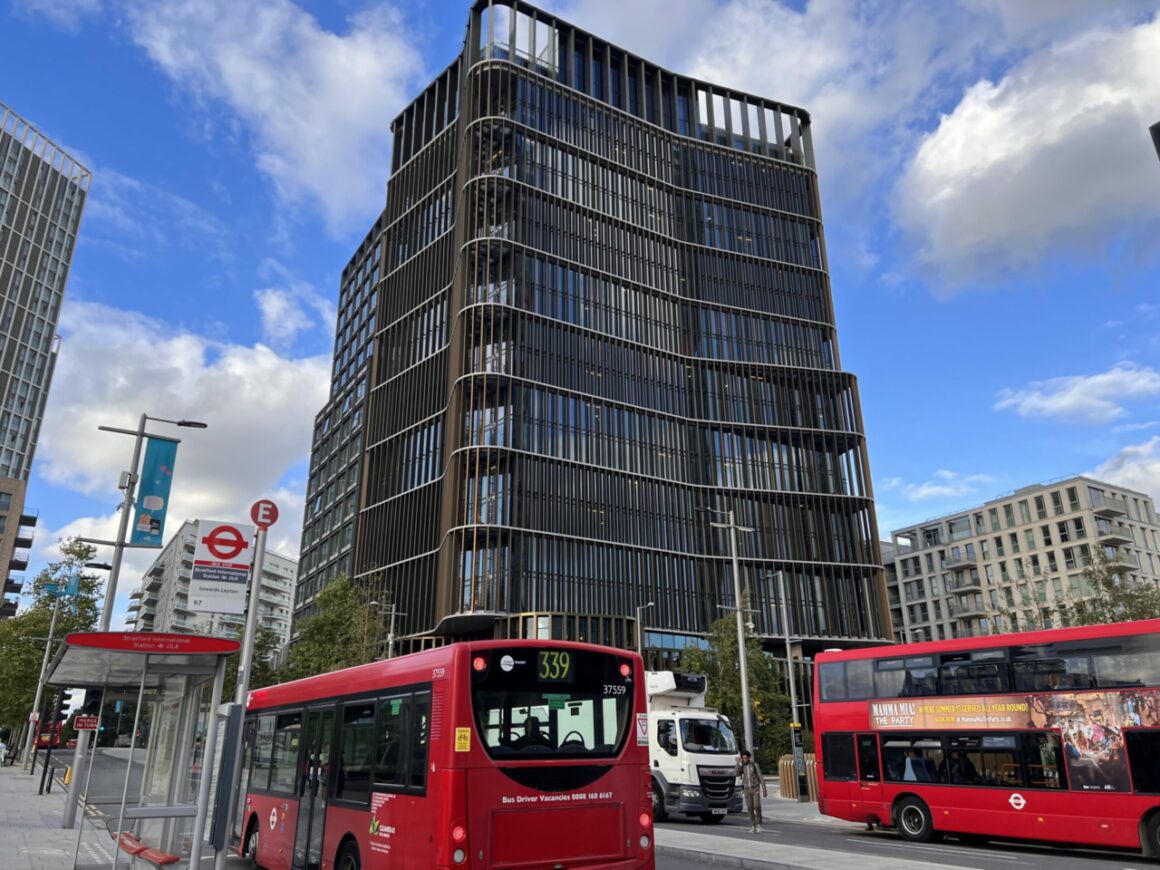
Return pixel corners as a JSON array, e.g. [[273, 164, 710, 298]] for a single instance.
[[252, 715, 276, 792], [375, 694, 411, 788], [270, 713, 302, 793], [408, 692, 431, 790], [1126, 731, 1160, 794], [820, 733, 856, 781], [336, 702, 376, 804]]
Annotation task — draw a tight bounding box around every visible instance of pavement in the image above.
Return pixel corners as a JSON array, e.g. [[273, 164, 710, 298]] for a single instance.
[[0, 758, 115, 870], [0, 757, 249, 870]]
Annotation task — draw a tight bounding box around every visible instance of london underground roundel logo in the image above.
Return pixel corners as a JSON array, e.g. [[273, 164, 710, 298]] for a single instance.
[[201, 524, 250, 561], [1008, 793, 1026, 810]]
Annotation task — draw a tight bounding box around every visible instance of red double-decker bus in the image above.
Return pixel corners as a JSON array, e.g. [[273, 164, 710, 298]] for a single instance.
[[237, 640, 654, 869], [814, 618, 1160, 858]]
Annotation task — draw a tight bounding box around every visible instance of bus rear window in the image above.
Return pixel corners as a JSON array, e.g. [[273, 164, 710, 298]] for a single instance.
[[471, 647, 634, 759]]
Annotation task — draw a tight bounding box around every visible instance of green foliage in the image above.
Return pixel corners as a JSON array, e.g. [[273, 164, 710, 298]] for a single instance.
[[276, 576, 389, 682], [1069, 549, 1160, 626], [223, 626, 284, 700], [0, 538, 102, 732], [680, 615, 793, 772]]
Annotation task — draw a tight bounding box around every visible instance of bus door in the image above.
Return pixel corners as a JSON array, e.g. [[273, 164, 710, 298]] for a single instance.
[[856, 734, 884, 811], [293, 706, 335, 870]]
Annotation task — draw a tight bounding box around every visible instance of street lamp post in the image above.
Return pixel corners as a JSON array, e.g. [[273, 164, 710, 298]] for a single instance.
[[384, 603, 407, 659], [63, 413, 206, 829], [635, 602, 655, 660], [702, 507, 756, 755], [774, 570, 809, 801], [22, 594, 64, 770]]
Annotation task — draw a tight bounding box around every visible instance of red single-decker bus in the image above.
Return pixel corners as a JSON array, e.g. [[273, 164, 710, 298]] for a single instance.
[[238, 640, 654, 869], [815, 618, 1160, 858]]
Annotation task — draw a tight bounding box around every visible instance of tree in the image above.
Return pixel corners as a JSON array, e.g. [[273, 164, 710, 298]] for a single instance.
[[680, 615, 793, 772], [1068, 549, 1160, 626], [276, 576, 388, 682], [0, 538, 102, 734], [222, 627, 283, 700]]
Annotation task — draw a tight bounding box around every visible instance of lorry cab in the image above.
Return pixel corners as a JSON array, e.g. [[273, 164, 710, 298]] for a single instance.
[[646, 672, 743, 824]]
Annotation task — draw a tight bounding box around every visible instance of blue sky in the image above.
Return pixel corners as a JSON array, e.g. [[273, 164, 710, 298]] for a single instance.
[[3, 0, 1160, 627]]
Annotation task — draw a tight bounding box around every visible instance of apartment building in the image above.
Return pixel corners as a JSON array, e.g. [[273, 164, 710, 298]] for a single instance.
[[0, 103, 90, 617], [886, 476, 1160, 641]]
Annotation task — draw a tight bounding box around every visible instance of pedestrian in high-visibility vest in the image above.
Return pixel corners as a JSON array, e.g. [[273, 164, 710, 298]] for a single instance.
[[736, 749, 767, 833]]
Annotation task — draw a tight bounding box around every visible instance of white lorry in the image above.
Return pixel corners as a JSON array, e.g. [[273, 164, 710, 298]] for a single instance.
[[646, 671, 743, 823]]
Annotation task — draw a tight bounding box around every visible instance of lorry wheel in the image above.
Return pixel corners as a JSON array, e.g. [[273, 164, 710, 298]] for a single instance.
[[698, 813, 726, 824], [651, 782, 668, 823]]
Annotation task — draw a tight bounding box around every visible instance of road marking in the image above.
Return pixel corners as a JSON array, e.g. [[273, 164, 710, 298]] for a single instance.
[[843, 837, 1021, 863]]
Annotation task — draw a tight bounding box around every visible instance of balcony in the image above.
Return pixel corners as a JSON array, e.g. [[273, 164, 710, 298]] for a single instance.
[[1096, 524, 1132, 546], [1091, 493, 1127, 518], [0, 598, 17, 618], [942, 551, 978, 571], [14, 535, 34, 549], [9, 554, 28, 572], [946, 574, 983, 593], [1108, 550, 1141, 571]]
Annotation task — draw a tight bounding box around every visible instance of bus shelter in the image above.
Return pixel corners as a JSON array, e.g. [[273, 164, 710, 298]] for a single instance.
[[45, 632, 239, 870]]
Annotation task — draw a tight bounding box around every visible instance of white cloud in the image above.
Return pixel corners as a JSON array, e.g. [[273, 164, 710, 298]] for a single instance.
[[35, 300, 329, 623], [1089, 435, 1160, 506], [255, 288, 314, 348], [994, 362, 1160, 424], [896, 14, 1160, 288], [883, 469, 993, 502], [121, 0, 426, 234]]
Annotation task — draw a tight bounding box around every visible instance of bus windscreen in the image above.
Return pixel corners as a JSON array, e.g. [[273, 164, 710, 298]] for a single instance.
[[471, 647, 634, 759]]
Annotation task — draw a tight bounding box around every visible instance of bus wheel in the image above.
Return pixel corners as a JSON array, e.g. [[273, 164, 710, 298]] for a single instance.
[[243, 820, 259, 862], [337, 841, 361, 870], [895, 797, 935, 843], [651, 782, 668, 823], [1145, 813, 1160, 858]]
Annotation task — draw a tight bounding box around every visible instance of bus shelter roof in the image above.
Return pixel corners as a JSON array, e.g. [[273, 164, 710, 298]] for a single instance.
[[46, 631, 239, 689]]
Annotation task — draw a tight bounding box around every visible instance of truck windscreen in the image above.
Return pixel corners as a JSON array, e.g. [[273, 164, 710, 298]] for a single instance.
[[680, 717, 738, 754]]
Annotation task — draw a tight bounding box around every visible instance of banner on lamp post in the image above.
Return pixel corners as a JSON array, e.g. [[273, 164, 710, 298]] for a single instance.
[[130, 437, 179, 546]]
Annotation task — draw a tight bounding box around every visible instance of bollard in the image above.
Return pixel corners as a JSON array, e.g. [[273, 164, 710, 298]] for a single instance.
[[64, 766, 72, 786], [46, 768, 53, 792]]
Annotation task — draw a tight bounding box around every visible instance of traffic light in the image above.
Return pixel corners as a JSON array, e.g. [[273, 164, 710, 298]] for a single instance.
[[55, 689, 73, 723], [81, 689, 103, 718]]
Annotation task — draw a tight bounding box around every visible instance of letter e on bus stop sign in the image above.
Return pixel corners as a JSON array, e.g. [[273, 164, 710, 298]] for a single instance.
[[251, 499, 279, 530]]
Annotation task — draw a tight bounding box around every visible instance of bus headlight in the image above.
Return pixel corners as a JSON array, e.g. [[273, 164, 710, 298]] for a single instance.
[[453, 847, 466, 863]]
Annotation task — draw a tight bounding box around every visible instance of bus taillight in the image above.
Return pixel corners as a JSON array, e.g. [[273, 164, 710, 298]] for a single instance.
[[639, 812, 651, 828], [472, 656, 487, 672], [620, 662, 631, 677], [451, 821, 467, 863]]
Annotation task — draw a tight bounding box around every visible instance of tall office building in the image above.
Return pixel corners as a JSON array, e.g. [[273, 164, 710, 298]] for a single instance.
[[0, 104, 90, 618], [131, 520, 297, 655], [885, 476, 1160, 642], [296, 0, 888, 659]]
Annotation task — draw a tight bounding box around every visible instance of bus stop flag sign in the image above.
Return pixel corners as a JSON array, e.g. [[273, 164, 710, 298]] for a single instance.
[[189, 520, 255, 615]]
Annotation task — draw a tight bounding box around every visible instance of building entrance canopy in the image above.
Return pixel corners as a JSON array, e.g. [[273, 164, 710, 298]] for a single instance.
[[46, 632, 237, 870]]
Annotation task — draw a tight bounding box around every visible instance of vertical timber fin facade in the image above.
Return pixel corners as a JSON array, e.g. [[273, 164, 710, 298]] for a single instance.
[[333, 0, 889, 658]]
